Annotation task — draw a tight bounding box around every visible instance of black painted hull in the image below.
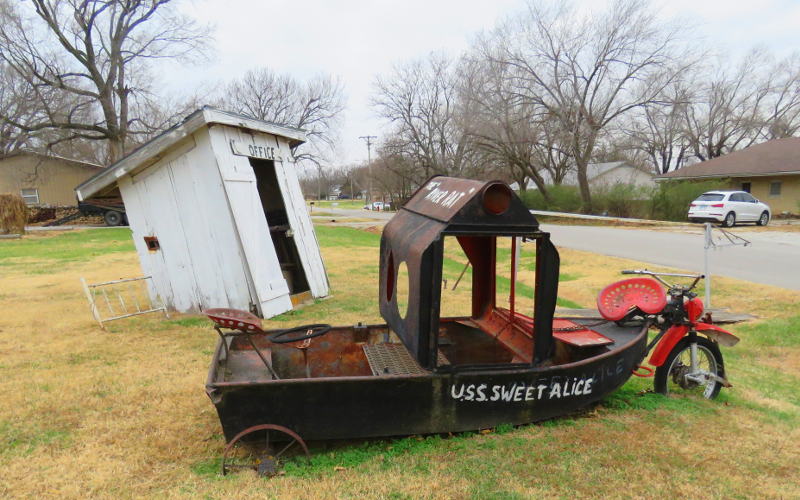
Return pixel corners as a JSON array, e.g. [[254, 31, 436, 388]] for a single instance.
[[206, 322, 649, 442]]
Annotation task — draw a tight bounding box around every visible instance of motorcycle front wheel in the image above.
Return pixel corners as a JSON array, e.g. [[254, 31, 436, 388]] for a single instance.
[[654, 336, 724, 399]]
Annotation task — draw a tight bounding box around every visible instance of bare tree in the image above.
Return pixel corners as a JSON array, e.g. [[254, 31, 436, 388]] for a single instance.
[[762, 53, 800, 139], [0, 64, 39, 154], [682, 50, 800, 162], [620, 82, 693, 174], [220, 68, 345, 167], [460, 56, 573, 198], [372, 53, 477, 183], [0, 0, 210, 163], [483, 0, 693, 211]]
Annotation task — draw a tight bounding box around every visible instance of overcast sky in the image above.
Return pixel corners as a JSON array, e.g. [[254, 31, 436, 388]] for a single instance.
[[168, 0, 800, 168]]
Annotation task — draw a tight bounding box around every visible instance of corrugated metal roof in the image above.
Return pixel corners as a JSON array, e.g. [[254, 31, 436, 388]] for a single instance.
[[657, 137, 800, 180]]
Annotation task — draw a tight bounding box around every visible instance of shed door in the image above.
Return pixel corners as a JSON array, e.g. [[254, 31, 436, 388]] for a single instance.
[[219, 166, 292, 318]]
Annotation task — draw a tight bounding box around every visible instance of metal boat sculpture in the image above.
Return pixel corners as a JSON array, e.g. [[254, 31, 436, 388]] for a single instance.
[[205, 176, 648, 472]]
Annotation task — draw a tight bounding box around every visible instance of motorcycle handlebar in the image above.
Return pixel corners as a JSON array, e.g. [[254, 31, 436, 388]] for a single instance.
[[621, 269, 705, 291], [622, 269, 704, 279]]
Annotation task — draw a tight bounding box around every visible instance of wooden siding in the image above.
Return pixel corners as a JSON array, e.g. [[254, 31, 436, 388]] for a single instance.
[[0, 155, 102, 206], [120, 131, 257, 313]]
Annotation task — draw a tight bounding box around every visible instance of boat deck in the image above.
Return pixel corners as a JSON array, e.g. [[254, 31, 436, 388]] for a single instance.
[[212, 316, 644, 385]]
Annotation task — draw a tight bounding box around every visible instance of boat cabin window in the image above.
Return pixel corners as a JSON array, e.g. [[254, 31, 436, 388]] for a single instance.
[[437, 235, 538, 367], [249, 158, 310, 296]]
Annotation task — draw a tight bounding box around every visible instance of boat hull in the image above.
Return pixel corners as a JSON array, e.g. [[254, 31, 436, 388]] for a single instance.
[[206, 322, 649, 442]]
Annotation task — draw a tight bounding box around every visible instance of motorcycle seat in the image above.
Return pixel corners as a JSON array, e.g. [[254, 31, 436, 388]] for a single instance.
[[597, 278, 666, 321]]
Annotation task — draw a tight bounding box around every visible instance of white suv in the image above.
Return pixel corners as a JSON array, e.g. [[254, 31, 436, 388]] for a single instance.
[[688, 190, 771, 227]]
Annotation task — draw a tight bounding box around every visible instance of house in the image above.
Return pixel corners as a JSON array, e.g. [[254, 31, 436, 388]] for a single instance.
[[656, 137, 800, 214], [75, 107, 330, 318], [0, 151, 103, 206], [510, 161, 654, 190]]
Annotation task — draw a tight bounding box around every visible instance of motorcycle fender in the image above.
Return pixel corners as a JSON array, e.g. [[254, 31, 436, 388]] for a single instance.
[[648, 324, 689, 367], [696, 322, 740, 347]]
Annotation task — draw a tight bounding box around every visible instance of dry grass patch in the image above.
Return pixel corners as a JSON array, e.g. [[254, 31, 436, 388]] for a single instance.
[[0, 226, 798, 499]]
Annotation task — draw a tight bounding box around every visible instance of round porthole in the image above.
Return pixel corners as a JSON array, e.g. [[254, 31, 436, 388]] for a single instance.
[[483, 182, 512, 215], [396, 261, 410, 320], [386, 252, 395, 302]]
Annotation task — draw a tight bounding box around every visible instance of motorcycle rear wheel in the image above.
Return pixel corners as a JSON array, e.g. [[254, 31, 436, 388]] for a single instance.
[[655, 336, 724, 399]]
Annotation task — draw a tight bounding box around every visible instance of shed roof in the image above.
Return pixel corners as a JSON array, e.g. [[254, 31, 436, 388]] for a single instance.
[[75, 107, 307, 201], [657, 137, 800, 181]]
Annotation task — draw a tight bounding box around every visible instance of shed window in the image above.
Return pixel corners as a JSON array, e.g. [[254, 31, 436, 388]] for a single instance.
[[20, 188, 39, 205], [769, 181, 782, 196]]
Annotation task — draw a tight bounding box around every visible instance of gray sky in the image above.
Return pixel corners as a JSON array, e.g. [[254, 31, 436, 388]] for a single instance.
[[168, 0, 800, 168]]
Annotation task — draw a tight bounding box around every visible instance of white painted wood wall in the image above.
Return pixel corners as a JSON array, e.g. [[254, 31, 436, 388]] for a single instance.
[[118, 124, 329, 318]]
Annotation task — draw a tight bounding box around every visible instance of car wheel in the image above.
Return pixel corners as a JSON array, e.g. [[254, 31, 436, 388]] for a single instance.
[[756, 211, 769, 226], [722, 212, 736, 228]]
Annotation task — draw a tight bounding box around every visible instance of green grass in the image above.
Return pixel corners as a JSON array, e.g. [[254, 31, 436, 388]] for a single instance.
[[309, 200, 367, 210], [0, 228, 134, 272], [314, 225, 381, 248], [0, 421, 72, 457], [733, 314, 800, 348]]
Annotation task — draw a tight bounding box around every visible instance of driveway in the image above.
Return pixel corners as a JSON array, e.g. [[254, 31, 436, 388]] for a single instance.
[[542, 224, 800, 291]]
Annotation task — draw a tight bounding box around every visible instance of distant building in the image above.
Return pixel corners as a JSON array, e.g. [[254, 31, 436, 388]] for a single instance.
[[509, 161, 654, 191], [0, 151, 103, 206], [656, 137, 800, 214]]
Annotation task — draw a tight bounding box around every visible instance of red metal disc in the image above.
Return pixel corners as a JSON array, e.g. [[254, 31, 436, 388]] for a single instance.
[[596, 278, 666, 321]]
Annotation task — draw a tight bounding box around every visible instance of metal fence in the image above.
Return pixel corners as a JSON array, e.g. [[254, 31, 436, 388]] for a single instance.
[[80, 275, 169, 329]]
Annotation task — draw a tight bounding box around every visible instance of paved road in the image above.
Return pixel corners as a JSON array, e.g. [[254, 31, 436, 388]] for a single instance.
[[316, 208, 799, 290], [542, 224, 800, 291]]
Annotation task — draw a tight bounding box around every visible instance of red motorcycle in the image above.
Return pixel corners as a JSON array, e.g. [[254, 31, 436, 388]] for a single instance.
[[598, 269, 740, 399]]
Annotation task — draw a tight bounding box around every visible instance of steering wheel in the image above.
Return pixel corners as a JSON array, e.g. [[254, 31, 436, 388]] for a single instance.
[[268, 324, 332, 344]]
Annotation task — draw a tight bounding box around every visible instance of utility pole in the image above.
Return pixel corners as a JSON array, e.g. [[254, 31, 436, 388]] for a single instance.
[[359, 135, 377, 205]]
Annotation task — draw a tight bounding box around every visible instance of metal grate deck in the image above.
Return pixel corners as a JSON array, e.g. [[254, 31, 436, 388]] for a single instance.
[[362, 343, 448, 376]]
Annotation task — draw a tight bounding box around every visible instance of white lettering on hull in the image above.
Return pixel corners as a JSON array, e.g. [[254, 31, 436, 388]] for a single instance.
[[449, 377, 595, 403]]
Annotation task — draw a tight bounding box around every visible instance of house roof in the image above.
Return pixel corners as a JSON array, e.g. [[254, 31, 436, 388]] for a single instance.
[[657, 137, 800, 180], [0, 150, 103, 170], [75, 106, 307, 201], [510, 161, 651, 190]]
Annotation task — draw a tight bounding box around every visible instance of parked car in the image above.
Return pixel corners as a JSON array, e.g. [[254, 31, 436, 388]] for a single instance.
[[688, 190, 771, 227], [363, 201, 385, 211]]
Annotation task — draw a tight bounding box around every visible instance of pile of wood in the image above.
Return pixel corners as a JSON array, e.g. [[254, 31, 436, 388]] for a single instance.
[[0, 193, 27, 234]]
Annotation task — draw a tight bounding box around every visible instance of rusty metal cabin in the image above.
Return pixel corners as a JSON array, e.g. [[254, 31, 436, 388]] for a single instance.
[[75, 107, 329, 318], [379, 176, 560, 370]]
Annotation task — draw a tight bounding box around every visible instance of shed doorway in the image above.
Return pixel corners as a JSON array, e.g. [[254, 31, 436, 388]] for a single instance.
[[249, 158, 311, 299]]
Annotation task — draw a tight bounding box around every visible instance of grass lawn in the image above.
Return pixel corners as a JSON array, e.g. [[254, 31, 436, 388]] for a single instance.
[[0, 227, 798, 499], [309, 199, 370, 211]]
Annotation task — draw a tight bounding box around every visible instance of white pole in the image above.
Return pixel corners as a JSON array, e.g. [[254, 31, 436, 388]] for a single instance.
[[704, 223, 712, 309]]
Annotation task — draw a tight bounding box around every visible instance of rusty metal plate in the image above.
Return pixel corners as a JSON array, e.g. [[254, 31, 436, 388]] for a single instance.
[[402, 177, 488, 222]]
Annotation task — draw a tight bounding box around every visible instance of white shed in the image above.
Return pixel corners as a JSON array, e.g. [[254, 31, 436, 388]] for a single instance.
[[75, 107, 329, 318]]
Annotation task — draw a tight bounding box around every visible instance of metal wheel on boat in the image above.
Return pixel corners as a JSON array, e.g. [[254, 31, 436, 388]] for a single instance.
[[654, 337, 724, 399], [221, 424, 310, 477]]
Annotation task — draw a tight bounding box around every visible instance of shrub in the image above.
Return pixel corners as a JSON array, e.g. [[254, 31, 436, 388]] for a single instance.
[[649, 179, 726, 222], [593, 183, 655, 218], [0, 193, 27, 234], [518, 184, 583, 213]]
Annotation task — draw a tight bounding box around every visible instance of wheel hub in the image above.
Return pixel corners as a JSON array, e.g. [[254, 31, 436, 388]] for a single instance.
[[257, 456, 279, 477], [671, 363, 698, 390]]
